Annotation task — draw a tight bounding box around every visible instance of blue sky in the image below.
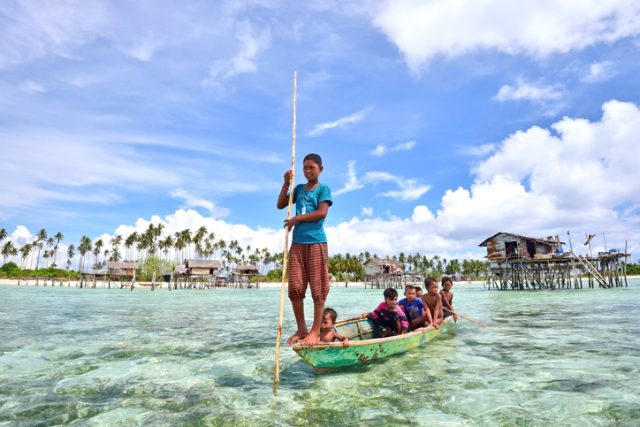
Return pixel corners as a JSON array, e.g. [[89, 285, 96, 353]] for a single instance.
[[2, 0, 640, 259]]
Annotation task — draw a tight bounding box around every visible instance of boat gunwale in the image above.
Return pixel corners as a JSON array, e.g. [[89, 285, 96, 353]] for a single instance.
[[292, 316, 454, 351]]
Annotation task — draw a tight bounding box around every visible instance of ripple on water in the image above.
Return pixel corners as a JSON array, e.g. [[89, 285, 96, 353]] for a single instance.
[[1, 282, 640, 425]]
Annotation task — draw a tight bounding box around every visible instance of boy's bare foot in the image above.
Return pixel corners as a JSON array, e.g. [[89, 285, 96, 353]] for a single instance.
[[287, 330, 308, 346], [300, 330, 320, 347]]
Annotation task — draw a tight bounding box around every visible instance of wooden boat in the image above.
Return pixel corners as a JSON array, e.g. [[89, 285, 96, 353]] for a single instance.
[[293, 315, 455, 371]]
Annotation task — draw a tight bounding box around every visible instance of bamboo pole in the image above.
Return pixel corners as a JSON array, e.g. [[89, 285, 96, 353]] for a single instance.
[[274, 71, 297, 390], [442, 308, 487, 328]]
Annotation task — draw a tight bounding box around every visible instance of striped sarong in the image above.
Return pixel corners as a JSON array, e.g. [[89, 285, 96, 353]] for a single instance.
[[288, 243, 330, 303]]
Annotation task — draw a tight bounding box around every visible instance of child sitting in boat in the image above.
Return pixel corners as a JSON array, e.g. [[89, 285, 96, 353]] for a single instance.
[[414, 286, 424, 298], [398, 285, 426, 330], [421, 278, 444, 328], [361, 288, 409, 337], [319, 307, 349, 345], [440, 277, 457, 321]]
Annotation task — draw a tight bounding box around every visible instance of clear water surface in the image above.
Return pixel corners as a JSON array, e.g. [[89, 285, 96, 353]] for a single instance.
[[1, 279, 639, 426]]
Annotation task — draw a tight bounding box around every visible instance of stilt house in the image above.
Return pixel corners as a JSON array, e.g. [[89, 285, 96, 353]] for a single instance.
[[185, 259, 221, 277], [479, 232, 563, 261], [107, 261, 139, 276]]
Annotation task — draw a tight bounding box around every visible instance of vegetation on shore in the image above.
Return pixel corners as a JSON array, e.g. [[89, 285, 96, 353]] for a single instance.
[[2, 226, 635, 283]]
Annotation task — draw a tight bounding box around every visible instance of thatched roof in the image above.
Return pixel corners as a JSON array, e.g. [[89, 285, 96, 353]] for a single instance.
[[108, 261, 139, 269], [173, 266, 188, 274], [236, 264, 259, 273], [185, 259, 221, 268]]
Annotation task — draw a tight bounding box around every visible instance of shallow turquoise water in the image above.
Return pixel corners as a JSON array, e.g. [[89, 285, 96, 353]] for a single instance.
[[1, 280, 639, 426]]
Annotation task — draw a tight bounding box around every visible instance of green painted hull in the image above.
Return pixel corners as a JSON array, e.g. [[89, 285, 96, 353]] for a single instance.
[[293, 316, 455, 371]]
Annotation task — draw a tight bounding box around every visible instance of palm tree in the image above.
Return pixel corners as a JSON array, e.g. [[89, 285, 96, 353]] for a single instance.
[[78, 236, 92, 288], [92, 239, 104, 287], [0, 228, 7, 251], [19, 242, 32, 272], [110, 235, 123, 262], [174, 232, 186, 264], [34, 228, 47, 285], [193, 226, 208, 259], [1, 241, 17, 265], [124, 232, 138, 261], [66, 244, 75, 286], [159, 236, 174, 261], [180, 229, 192, 260], [51, 232, 64, 267]]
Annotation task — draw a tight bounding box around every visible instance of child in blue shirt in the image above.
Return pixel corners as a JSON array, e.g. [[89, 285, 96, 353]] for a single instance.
[[398, 284, 425, 330], [277, 153, 333, 347]]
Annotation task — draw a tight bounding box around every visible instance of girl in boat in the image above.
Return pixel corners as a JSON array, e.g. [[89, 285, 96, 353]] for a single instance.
[[362, 288, 409, 337], [277, 153, 333, 347]]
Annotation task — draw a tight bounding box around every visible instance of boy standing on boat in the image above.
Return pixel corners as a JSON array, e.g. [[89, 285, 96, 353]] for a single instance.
[[277, 153, 333, 347], [421, 278, 444, 327]]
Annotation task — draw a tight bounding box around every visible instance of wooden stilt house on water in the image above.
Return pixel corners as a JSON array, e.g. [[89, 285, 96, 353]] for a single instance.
[[363, 257, 406, 289], [232, 264, 260, 288], [480, 232, 629, 290], [107, 261, 139, 288], [169, 260, 220, 289]]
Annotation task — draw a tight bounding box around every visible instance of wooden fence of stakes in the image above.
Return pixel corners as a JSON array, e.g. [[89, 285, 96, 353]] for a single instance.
[[274, 71, 297, 392]]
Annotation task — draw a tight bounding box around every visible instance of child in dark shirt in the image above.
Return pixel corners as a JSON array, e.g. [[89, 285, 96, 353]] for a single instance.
[[362, 288, 409, 337]]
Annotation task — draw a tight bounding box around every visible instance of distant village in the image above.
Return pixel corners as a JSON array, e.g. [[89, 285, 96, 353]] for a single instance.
[[0, 226, 635, 291]]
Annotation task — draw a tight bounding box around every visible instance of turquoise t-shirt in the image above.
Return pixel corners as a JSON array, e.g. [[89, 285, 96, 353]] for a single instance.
[[292, 183, 333, 244]]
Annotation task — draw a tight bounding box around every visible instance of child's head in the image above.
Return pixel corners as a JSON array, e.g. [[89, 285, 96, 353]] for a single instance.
[[321, 307, 337, 331], [441, 276, 453, 291], [415, 286, 423, 298], [425, 278, 438, 295], [303, 153, 323, 183], [383, 287, 399, 309], [404, 285, 416, 302]]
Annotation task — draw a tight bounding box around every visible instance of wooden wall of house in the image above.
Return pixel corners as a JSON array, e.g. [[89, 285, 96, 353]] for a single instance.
[[364, 261, 379, 277], [485, 234, 554, 260], [191, 267, 218, 276]]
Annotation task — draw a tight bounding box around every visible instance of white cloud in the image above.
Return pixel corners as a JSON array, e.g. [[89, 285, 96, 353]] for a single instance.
[[333, 162, 430, 200], [361, 206, 373, 217], [124, 33, 160, 62], [371, 0, 640, 72], [370, 140, 416, 156], [19, 80, 46, 94], [411, 205, 434, 223], [308, 107, 371, 137], [334, 160, 364, 196], [363, 171, 430, 201], [460, 143, 497, 157], [202, 21, 271, 90], [113, 208, 283, 256], [9, 225, 34, 246], [582, 61, 615, 83], [170, 189, 230, 218], [494, 78, 563, 103], [0, 0, 108, 69], [475, 99, 640, 209], [319, 99, 640, 256]]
